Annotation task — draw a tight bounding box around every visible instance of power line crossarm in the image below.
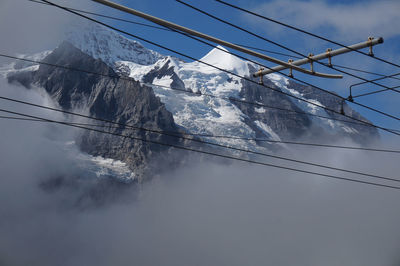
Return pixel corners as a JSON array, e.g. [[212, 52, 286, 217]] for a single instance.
[[91, 0, 342, 79], [254, 38, 383, 77]]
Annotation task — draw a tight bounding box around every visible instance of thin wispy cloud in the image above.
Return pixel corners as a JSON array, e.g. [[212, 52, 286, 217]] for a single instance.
[[244, 0, 400, 42]]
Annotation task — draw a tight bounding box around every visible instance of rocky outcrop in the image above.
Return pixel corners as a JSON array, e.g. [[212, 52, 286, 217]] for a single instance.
[[229, 64, 379, 144], [286, 80, 379, 143], [232, 65, 311, 141], [143, 59, 189, 93]]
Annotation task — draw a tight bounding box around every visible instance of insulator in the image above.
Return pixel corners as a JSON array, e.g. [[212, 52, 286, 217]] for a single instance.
[[288, 59, 294, 77], [259, 67, 264, 85], [368, 37, 374, 56], [308, 53, 314, 73], [326, 48, 332, 67]]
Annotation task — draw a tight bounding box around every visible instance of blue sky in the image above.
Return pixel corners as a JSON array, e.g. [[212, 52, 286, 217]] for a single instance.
[[2, 0, 400, 138]]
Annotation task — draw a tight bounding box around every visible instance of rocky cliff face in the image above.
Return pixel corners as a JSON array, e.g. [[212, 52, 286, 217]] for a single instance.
[[7, 41, 187, 181], [233, 64, 311, 142], [284, 79, 379, 142]]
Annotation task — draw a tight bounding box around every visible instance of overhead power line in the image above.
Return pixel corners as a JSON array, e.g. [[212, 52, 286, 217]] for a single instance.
[[350, 72, 400, 99], [1, 107, 400, 191], [2, 50, 400, 148], [1, 114, 399, 154], [32, 0, 400, 129], [333, 64, 400, 80], [29, 0, 398, 80], [351, 72, 400, 89], [2, 94, 398, 183], [1, 52, 384, 131], [214, 0, 400, 69], [353, 85, 400, 99], [175, 0, 400, 120]]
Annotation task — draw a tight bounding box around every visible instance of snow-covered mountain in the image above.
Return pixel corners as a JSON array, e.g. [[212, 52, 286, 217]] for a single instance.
[[66, 23, 165, 67], [2, 23, 378, 180], [112, 41, 377, 150]]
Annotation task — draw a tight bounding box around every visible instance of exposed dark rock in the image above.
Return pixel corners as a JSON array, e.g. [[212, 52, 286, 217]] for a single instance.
[[7, 70, 34, 89], [286, 79, 379, 143], [7, 41, 190, 181], [230, 64, 379, 144], [231, 64, 311, 142], [143, 59, 190, 92]]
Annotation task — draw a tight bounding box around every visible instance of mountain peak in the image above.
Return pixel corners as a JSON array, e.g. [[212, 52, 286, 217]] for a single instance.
[[200, 45, 249, 76], [65, 22, 165, 68]]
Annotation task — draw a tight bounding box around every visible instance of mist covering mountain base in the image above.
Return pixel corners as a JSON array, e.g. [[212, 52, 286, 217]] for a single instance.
[[2, 17, 400, 266], [4, 23, 379, 182]]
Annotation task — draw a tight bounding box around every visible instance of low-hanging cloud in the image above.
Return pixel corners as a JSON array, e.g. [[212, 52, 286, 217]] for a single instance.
[[1, 79, 400, 266], [243, 0, 400, 42]]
